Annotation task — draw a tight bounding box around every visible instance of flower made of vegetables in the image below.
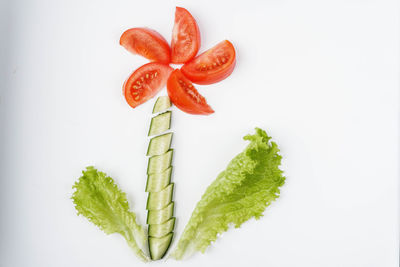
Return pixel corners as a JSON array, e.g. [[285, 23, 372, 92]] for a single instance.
[[72, 7, 285, 264], [120, 7, 236, 115]]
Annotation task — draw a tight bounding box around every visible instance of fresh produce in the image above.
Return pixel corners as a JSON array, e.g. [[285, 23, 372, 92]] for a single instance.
[[181, 40, 236, 85], [171, 7, 201, 64], [171, 128, 285, 259], [120, 28, 171, 64], [72, 7, 285, 264], [120, 7, 235, 113], [72, 167, 148, 262], [123, 63, 173, 109], [167, 69, 214, 115], [119, 8, 236, 259], [146, 96, 175, 260], [72, 128, 285, 262]]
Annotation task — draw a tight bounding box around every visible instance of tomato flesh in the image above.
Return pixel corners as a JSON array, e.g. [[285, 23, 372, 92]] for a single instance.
[[181, 40, 236, 85], [167, 69, 214, 115], [124, 63, 173, 109], [120, 28, 171, 64], [171, 7, 201, 64]]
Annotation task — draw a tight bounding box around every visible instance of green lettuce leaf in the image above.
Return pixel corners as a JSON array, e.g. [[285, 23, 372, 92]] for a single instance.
[[72, 167, 149, 261], [171, 128, 285, 260]]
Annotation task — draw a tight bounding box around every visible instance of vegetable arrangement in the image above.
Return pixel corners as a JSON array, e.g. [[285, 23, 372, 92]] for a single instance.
[[72, 128, 285, 261], [72, 167, 148, 261], [72, 6, 285, 263], [120, 6, 237, 259], [146, 97, 175, 260], [172, 128, 285, 259], [120, 7, 235, 113]]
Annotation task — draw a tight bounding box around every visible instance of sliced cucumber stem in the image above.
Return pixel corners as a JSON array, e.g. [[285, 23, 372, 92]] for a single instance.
[[146, 96, 175, 260]]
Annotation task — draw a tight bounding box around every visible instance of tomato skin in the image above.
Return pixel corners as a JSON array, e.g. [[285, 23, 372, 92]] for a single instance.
[[120, 28, 171, 64], [123, 63, 173, 109], [181, 40, 236, 85], [167, 69, 214, 115], [171, 7, 201, 64]]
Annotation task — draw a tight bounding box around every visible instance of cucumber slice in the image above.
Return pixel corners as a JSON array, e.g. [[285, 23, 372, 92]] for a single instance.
[[145, 167, 172, 192], [147, 133, 173, 156], [147, 202, 174, 224], [149, 233, 173, 260], [148, 217, 175, 238], [148, 111, 171, 136], [152, 96, 171, 114], [147, 150, 173, 174], [146, 183, 174, 210]]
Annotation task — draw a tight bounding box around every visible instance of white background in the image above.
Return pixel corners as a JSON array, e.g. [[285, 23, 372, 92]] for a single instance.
[[0, 0, 399, 266]]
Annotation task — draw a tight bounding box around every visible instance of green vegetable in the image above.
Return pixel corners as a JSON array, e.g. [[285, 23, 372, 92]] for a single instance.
[[147, 202, 175, 224], [72, 128, 284, 262], [145, 167, 172, 192], [149, 233, 174, 260], [149, 218, 176, 238], [72, 167, 149, 262], [152, 96, 172, 114], [146, 96, 175, 260], [147, 133, 173, 156], [146, 183, 174, 210], [147, 150, 173, 174], [171, 128, 285, 260], [148, 111, 172, 136]]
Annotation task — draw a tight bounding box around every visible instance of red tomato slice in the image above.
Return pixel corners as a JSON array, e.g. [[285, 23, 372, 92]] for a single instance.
[[167, 69, 214, 115], [120, 28, 171, 64], [171, 7, 201, 64], [123, 63, 173, 109], [181, 40, 236, 85]]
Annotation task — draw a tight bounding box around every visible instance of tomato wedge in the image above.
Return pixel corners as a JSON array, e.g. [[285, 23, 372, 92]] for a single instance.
[[181, 40, 236, 85], [120, 28, 171, 64], [123, 63, 173, 109], [171, 7, 201, 64], [167, 69, 214, 115]]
